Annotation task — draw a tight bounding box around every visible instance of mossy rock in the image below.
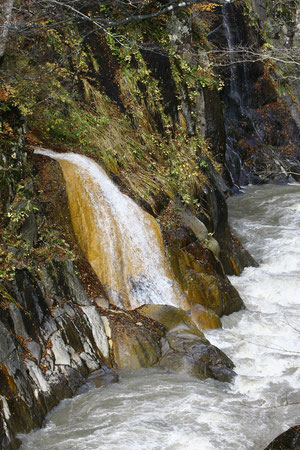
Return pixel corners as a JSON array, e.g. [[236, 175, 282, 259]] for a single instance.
[[191, 304, 222, 330], [136, 305, 235, 382], [137, 304, 205, 338], [167, 244, 244, 316]]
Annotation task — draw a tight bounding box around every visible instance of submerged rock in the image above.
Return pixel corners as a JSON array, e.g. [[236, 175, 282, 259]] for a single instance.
[[160, 332, 235, 383], [87, 368, 119, 389], [265, 425, 300, 449]]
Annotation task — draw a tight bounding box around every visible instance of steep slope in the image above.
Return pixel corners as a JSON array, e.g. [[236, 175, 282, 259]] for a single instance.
[[0, 0, 299, 447]]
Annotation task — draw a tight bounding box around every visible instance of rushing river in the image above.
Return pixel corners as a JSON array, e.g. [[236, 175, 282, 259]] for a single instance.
[[21, 184, 300, 450]]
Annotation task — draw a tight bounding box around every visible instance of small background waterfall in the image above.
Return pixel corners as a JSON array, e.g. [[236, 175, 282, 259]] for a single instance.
[[221, 3, 300, 190], [35, 149, 186, 309], [222, 2, 254, 189], [20, 183, 300, 449]]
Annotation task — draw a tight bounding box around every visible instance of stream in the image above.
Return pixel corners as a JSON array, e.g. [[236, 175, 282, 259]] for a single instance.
[[20, 184, 300, 450]]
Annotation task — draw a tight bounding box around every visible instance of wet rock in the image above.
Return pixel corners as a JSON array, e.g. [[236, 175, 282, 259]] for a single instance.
[[265, 425, 300, 449], [159, 331, 235, 383], [0, 320, 46, 443], [195, 176, 258, 275], [87, 368, 119, 389], [191, 304, 222, 330], [94, 296, 109, 309], [8, 303, 42, 362], [137, 304, 235, 382], [106, 309, 164, 370], [55, 259, 92, 306], [167, 244, 244, 316], [81, 306, 110, 359], [137, 304, 203, 336], [211, 1, 300, 189], [0, 265, 111, 449], [12, 269, 50, 326]]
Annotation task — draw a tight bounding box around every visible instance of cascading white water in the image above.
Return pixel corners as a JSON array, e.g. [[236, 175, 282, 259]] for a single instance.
[[21, 184, 300, 449], [222, 4, 249, 189], [34, 149, 185, 309], [222, 4, 246, 111]]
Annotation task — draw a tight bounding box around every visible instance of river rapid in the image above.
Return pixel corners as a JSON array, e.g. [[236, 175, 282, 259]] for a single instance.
[[20, 184, 300, 450]]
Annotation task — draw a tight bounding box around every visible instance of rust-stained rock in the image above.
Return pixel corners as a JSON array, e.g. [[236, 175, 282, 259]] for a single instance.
[[167, 244, 244, 316]]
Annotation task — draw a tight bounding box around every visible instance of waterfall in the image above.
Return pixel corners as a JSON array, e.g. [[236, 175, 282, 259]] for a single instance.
[[222, 3, 250, 113], [222, 4, 243, 111], [35, 149, 186, 309], [222, 3, 252, 189]]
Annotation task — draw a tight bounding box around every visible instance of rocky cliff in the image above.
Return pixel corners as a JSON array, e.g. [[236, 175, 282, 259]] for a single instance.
[[0, 0, 299, 447]]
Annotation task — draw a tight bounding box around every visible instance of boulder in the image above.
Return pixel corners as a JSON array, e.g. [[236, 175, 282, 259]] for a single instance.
[[137, 304, 235, 382], [104, 308, 164, 370], [160, 331, 235, 382], [137, 304, 203, 335], [191, 304, 222, 330], [167, 245, 244, 316]]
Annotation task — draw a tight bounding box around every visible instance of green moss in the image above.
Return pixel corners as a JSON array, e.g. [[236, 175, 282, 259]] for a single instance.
[[1, 7, 222, 214]]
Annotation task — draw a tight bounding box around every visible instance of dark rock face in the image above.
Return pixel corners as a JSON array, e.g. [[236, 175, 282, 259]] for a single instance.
[[210, 2, 300, 188], [46, 259, 92, 307], [265, 425, 300, 450], [196, 163, 258, 275], [202, 87, 227, 165], [141, 44, 179, 125], [0, 109, 27, 217], [0, 263, 110, 449], [79, 26, 125, 110]]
